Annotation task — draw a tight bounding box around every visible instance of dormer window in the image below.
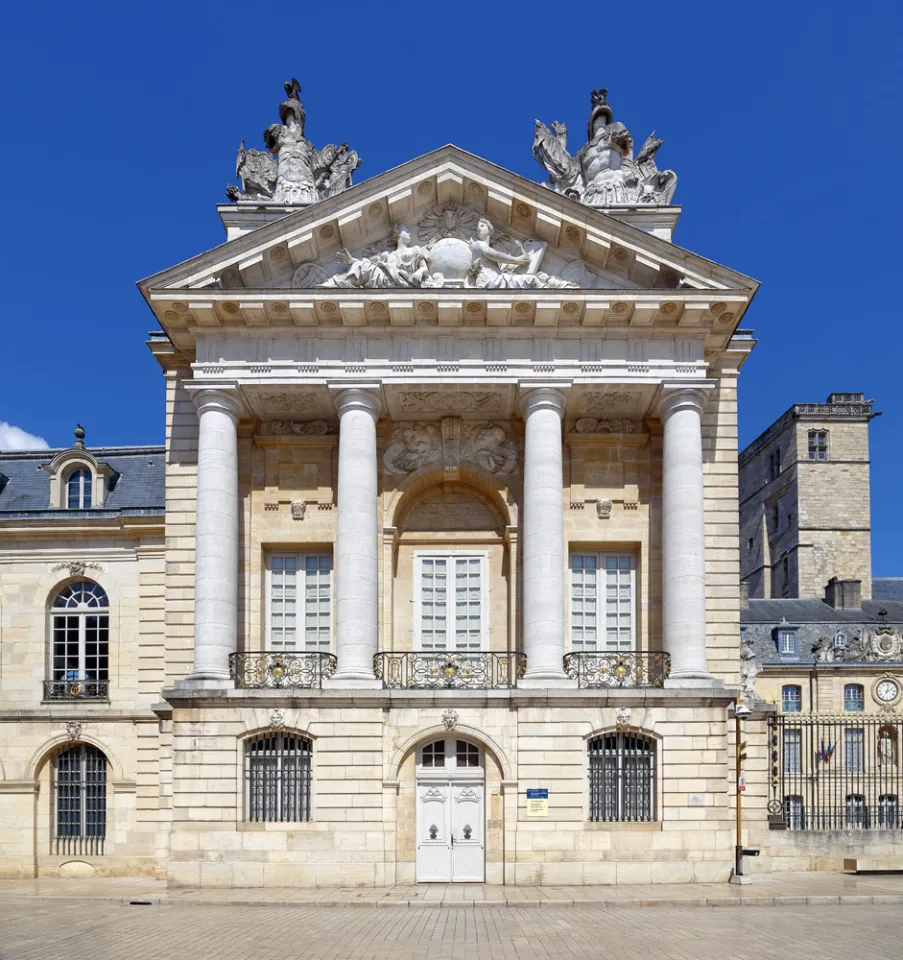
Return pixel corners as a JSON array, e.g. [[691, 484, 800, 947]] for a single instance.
[[778, 628, 798, 658], [66, 469, 93, 509], [43, 425, 114, 510]]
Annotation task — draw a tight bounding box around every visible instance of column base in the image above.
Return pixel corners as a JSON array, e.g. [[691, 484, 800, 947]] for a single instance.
[[323, 673, 383, 689], [518, 671, 576, 689], [665, 673, 724, 689], [173, 675, 233, 693]]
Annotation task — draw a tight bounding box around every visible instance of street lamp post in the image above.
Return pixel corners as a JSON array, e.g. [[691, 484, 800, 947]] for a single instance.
[[733, 701, 751, 881]]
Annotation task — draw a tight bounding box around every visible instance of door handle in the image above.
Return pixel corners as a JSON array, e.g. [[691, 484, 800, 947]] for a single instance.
[[450, 834, 455, 846]]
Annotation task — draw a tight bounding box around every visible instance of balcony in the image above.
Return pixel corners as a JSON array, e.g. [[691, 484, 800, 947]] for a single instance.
[[229, 651, 337, 689], [43, 679, 109, 701], [374, 651, 526, 690], [563, 650, 670, 689]]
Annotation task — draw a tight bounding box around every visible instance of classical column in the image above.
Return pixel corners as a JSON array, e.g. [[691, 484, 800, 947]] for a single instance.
[[329, 386, 382, 685], [519, 386, 570, 685], [660, 382, 715, 683], [185, 385, 242, 683]]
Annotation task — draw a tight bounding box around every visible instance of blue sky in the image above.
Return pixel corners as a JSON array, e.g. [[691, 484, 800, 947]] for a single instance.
[[0, 0, 899, 574]]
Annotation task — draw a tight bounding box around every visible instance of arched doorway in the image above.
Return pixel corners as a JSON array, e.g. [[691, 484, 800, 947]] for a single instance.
[[416, 737, 484, 882]]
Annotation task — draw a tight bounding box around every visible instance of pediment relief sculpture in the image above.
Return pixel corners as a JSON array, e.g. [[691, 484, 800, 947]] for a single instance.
[[297, 208, 579, 290], [384, 419, 518, 476], [226, 78, 361, 205], [533, 88, 677, 207]]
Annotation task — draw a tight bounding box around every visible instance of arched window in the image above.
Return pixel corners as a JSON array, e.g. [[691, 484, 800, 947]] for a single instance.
[[66, 468, 93, 509], [588, 733, 655, 822], [781, 685, 802, 712], [54, 743, 107, 855], [245, 733, 312, 822], [47, 581, 109, 700], [844, 684, 865, 712]]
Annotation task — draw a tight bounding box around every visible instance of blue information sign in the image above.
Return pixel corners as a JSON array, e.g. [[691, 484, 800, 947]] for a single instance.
[[526, 788, 549, 799]]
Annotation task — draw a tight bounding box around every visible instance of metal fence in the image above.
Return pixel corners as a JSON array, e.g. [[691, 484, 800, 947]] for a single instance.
[[373, 651, 526, 689], [769, 715, 903, 830], [563, 651, 670, 689]]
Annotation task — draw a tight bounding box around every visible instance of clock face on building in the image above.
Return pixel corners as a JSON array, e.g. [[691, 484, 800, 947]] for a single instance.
[[876, 680, 899, 703]]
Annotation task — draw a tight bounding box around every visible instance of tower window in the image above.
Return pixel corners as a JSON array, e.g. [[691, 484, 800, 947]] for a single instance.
[[808, 431, 828, 461]]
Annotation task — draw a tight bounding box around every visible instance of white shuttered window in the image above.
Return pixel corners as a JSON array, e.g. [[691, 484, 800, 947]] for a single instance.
[[569, 554, 635, 652], [415, 553, 488, 651], [267, 554, 332, 650]]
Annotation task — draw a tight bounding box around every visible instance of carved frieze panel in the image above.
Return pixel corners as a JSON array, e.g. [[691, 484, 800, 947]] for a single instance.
[[574, 417, 636, 434], [384, 418, 518, 477], [399, 391, 501, 414], [268, 419, 333, 436], [259, 393, 319, 415]]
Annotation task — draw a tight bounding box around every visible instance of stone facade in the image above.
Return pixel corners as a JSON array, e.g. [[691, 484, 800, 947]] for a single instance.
[[0, 87, 769, 886], [739, 394, 878, 601]]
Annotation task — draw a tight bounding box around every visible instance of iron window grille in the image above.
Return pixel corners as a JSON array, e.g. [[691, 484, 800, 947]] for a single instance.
[[588, 733, 655, 822], [770, 715, 903, 830], [66, 469, 93, 509], [844, 684, 865, 713], [245, 734, 312, 822], [782, 686, 803, 713], [54, 744, 106, 855], [47, 581, 109, 699]]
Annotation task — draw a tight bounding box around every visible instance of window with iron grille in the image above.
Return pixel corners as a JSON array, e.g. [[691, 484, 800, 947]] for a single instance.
[[878, 795, 899, 829], [784, 795, 805, 830], [66, 468, 93, 509], [844, 684, 865, 712], [588, 733, 655, 822], [54, 744, 106, 855], [782, 685, 802, 713], [414, 553, 488, 651], [808, 431, 828, 461], [846, 794, 867, 828], [267, 554, 332, 650], [49, 581, 109, 695], [570, 554, 635, 652], [245, 734, 312, 822]]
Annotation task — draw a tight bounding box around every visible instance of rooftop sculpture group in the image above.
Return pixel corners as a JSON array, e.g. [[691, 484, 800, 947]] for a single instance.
[[226, 79, 361, 204], [532, 88, 677, 207]]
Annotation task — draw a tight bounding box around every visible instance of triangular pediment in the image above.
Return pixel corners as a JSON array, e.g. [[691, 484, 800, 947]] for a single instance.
[[140, 146, 757, 351]]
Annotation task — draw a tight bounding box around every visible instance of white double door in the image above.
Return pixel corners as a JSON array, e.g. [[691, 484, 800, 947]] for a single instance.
[[416, 778, 484, 882]]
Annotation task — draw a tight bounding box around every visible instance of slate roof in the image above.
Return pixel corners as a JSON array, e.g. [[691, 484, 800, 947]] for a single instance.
[[0, 447, 165, 517], [874, 579, 903, 602], [741, 598, 903, 667]]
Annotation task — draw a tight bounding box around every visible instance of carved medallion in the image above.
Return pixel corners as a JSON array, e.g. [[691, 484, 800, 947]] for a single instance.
[[384, 418, 518, 476]]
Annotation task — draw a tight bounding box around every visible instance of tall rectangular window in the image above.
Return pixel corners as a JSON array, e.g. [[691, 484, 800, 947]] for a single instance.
[[845, 729, 864, 774], [570, 554, 635, 652], [808, 431, 828, 461], [415, 553, 487, 651], [267, 554, 332, 650], [783, 729, 801, 774], [779, 629, 797, 658], [782, 685, 802, 713], [844, 684, 865, 712]]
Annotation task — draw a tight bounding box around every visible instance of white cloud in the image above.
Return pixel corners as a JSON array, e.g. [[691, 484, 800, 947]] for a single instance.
[[0, 421, 50, 451]]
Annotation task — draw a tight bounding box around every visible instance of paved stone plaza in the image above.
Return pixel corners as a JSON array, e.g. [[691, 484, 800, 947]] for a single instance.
[[1, 897, 899, 960]]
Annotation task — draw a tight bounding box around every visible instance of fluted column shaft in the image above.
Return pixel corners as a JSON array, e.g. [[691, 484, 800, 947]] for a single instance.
[[190, 387, 241, 681], [661, 384, 713, 682], [330, 387, 382, 684], [520, 386, 570, 684]]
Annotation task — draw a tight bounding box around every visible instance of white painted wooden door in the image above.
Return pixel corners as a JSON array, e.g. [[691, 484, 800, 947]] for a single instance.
[[416, 781, 485, 882]]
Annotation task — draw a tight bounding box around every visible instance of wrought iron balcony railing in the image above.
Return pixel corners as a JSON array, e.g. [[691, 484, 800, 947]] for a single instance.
[[229, 651, 337, 689], [43, 680, 110, 701], [563, 650, 670, 689], [374, 651, 526, 689]]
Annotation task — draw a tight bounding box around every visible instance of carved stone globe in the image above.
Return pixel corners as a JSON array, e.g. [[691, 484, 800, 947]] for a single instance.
[[428, 238, 472, 284]]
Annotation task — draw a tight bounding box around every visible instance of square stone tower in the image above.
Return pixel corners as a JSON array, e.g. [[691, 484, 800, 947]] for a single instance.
[[739, 393, 879, 600]]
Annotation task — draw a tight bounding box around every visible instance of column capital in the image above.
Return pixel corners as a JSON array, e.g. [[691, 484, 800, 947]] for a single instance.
[[183, 381, 247, 422], [654, 380, 716, 419], [330, 384, 383, 420], [517, 383, 571, 419]]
